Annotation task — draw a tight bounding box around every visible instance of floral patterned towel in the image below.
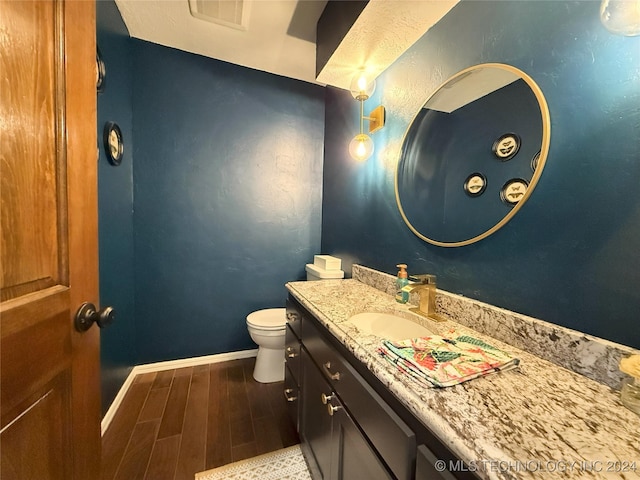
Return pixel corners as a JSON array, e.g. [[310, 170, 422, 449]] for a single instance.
[[378, 334, 520, 388]]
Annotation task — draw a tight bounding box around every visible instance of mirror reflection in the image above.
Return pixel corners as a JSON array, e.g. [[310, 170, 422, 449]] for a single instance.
[[395, 63, 550, 247]]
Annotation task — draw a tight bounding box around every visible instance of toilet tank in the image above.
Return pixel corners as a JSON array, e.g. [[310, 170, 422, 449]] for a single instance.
[[305, 263, 345, 281]]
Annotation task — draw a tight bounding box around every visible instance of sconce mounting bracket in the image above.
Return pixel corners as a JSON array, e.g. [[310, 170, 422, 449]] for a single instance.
[[367, 105, 386, 133]]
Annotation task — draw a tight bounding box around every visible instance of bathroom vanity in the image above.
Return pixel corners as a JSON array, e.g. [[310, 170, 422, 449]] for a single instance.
[[284, 269, 640, 480], [285, 293, 473, 480]]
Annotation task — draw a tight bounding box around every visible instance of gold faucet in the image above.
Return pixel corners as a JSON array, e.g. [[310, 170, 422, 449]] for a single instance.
[[403, 274, 447, 322]]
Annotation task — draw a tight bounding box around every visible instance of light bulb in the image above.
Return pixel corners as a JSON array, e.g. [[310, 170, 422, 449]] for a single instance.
[[600, 0, 640, 36], [357, 75, 368, 92], [349, 133, 374, 161], [349, 71, 376, 101]]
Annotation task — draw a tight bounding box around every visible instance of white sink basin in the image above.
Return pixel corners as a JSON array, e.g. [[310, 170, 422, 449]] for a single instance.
[[346, 312, 435, 340]]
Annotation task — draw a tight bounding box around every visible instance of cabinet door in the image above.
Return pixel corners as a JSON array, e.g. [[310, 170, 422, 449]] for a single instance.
[[301, 349, 333, 480], [285, 324, 301, 385], [286, 298, 303, 338], [416, 445, 457, 480], [330, 396, 394, 480], [284, 365, 300, 431]]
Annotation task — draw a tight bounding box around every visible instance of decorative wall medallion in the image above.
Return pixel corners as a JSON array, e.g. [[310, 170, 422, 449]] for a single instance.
[[464, 173, 487, 197], [103, 121, 123, 166], [492, 133, 520, 161], [500, 178, 528, 205], [96, 47, 106, 93], [531, 151, 541, 172]]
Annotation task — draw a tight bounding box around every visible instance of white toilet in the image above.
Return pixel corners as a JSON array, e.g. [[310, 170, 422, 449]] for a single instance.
[[246, 308, 287, 383], [247, 256, 344, 383]]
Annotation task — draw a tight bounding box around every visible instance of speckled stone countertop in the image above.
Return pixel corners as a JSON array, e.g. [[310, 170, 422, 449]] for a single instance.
[[286, 279, 640, 480]]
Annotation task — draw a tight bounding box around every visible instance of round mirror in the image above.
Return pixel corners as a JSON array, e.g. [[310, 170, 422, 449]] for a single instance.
[[395, 63, 551, 247]]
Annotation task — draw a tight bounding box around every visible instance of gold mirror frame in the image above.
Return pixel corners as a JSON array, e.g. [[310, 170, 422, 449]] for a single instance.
[[395, 63, 551, 247]]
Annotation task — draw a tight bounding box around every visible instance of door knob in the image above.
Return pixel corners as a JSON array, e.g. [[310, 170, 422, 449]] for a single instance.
[[75, 302, 115, 332]]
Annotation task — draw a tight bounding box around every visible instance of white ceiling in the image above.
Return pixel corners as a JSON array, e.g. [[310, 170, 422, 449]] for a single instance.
[[115, 0, 458, 89], [315, 0, 459, 90]]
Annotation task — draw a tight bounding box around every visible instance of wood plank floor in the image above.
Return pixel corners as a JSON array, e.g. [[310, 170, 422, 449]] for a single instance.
[[101, 357, 299, 480]]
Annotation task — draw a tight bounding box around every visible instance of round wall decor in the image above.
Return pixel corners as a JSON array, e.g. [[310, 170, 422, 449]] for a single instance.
[[103, 121, 123, 166], [492, 133, 521, 161], [500, 178, 529, 205], [96, 47, 106, 93], [463, 173, 487, 197]]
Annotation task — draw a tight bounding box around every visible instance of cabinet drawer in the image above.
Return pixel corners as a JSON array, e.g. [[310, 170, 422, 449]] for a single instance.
[[302, 316, 344, 387], [285, 298, 303, 339], [284, 364, 300, 432], [285, 324, 301, 386], [303, 316, 415, 480]]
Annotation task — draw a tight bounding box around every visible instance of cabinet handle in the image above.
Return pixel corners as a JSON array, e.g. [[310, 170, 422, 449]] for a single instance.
[[323, 361, 341, 381], [327, 403, 341, 417], [286, 347, 298, 358], [283, 388, 297, 402], [320, 393, 333, 405]]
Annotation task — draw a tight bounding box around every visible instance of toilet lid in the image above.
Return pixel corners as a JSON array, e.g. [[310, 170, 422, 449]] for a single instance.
[[246, 308, 286, 330]]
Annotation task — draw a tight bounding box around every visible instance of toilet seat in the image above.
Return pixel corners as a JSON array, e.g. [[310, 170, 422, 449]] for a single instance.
[[246, 308, 286, 331]]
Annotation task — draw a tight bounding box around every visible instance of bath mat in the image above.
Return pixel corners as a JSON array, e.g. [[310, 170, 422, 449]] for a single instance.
[[195, 445, 311, 480]]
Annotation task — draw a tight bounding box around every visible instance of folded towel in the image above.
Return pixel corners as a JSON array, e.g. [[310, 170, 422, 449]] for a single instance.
[[378, 333, 519, 387]]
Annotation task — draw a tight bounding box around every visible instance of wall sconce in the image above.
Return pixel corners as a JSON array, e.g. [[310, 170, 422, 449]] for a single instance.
[[600, 0, 640, 36], [348, 71, 385, 161]]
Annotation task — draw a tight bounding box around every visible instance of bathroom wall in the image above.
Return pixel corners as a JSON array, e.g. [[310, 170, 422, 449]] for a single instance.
[[132, 41, 325, 363], [96, 1, 136, 413], [322, 1, 640, 349]]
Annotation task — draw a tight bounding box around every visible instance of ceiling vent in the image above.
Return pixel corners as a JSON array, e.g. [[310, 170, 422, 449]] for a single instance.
[[188, 0, 251, 31]]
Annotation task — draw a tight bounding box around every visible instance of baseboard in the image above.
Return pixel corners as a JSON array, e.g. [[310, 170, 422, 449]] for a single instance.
[[101, 368, 137, 437], [131, 349, 258, 375], [101, 349, 258, 435]]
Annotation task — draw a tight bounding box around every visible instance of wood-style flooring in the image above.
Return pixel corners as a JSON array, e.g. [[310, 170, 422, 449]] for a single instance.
[[101, 357, 299, 480]]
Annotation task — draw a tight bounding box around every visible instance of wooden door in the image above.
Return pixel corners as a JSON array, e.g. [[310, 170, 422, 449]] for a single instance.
[[0, 1, 100, 479]]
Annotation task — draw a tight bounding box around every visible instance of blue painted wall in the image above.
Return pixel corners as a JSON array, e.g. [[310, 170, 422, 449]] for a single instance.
[[131, 41, 325, 363], [322, 1, 640, 349], [96, 1, 136, 413]]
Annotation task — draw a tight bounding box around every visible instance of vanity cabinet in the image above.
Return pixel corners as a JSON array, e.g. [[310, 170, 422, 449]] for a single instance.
[[301, 349, 394, 479], [301, 305, 416, 480], [285, 295, 480, 480]]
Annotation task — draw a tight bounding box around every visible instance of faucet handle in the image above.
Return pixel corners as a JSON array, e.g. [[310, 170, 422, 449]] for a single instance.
[[409, 274, 436, 284]]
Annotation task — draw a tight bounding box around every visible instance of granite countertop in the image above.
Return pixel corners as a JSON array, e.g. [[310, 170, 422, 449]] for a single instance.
[[286, 279, 640, 480]]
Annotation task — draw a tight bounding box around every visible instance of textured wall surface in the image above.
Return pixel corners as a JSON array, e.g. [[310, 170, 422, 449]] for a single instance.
[[132, 42, 325, 363], [322, 1, 640, 349], [96, 1, 136, 414]]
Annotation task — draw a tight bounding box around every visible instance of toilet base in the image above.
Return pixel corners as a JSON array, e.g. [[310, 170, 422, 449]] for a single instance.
[[253, 347, 285, 383]]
